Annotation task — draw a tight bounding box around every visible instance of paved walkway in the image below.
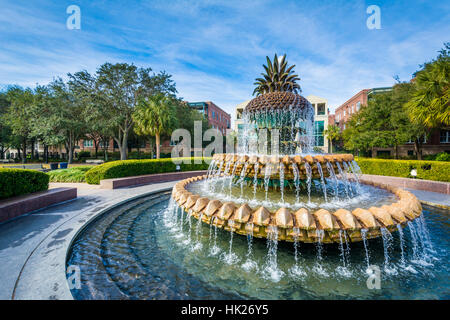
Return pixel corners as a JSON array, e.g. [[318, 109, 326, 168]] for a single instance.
[[0, 181, 176, 300]]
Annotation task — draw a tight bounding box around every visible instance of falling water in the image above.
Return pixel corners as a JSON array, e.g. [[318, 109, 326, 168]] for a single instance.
[[264, 164, 273, 202], [347, 161, 362, 192], [242, 223, 258, 271], [206, 159, 216, 178], [229, 161, 239, 195], [397, 224, 406, 266], [408, 221, 420, 260], [417, 214, 433, 253], [238, 163, 249, 198], [304, 162, 312, 203], [342, 161, 356, 196], [292, 163, 300, 203], [380, 227, 396, 273], [220, 162, 231, 193], [289, 228, 306, 277], [361, 229, 370, 268], [338, 230, 347, 267], [316, 162, 328, 202], [262, 226, 284, 282], [224, 226, 237, 264], [279, 164, 285, 203], [252, 162, 259, 199], [336, 162, 350, 200], [326, 161, 339, 201], [210, 218, 220, 256], [313, 229, 328, 276]]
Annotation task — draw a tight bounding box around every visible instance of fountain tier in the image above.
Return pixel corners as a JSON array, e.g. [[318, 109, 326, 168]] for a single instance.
[[172, 175, 422, 243]]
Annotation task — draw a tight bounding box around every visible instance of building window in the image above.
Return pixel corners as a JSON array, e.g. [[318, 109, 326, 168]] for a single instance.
[[99, 141, 109, 148], [356, 102, 361, 111], [314, 120, 324, 147], [212, 111, 215, 119], [84, 140, 93, 147], [317, 103, 326, 115], [440, 130, 450, 143], [407, 135, 427, 144]]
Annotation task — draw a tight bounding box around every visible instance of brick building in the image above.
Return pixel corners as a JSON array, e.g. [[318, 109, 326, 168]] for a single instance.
[[188, 101, 231, 135], [330, 87, 450, 158]]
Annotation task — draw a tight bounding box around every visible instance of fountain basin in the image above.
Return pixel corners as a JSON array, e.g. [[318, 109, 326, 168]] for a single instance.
[[171, 175, 422, 243]]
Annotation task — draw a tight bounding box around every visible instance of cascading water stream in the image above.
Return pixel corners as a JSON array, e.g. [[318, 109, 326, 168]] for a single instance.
[[361, 229, 370, 269], [336, 162, 351, 200], [264, 164, 272, 202], [229, 161, 239, 196], [342, 161, 356, 196], [313, 229, 328, 276], [326, 161, 339, 201], [380, 227, 396, 274], [238, 163, 249, 199], [292, 163, 300, 204], [242, 223, 258, 271], [253, 163, 259, 200], [262, 226, 284, 282], [304, 162, 312, 204], [397, 224, 406, 266], [279, 164, 285, 203], [316, 162, 328, 202]]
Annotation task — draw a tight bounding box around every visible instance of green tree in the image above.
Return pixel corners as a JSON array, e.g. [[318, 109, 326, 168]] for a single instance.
[[47, 78, 88, 164], [133, 94, 178, 158], [323, 124, 341, 153], [95, 63, 177, 160], [405, 43, 450, 128], [4, 86, 35, 163]]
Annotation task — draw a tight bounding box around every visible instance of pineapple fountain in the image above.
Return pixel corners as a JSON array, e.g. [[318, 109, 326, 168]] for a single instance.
[[170, 55, 423, 248]]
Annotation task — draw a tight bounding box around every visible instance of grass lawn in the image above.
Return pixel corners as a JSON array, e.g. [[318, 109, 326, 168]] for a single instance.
[[47, 166, 94, 183]]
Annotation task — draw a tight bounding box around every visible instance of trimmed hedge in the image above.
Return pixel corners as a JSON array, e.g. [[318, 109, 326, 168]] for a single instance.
[[356, 158, 450, 182], [0, 168, 49, 200], [85, 157, 211, 185]]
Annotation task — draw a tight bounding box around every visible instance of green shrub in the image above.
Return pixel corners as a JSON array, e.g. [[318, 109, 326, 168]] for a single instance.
[[356, 158, 450, 182], [435, 152, 450, 162], [47, 166, 94, 183], [85, 157, 211, 184], [0, 168, 49, 199], [77, 151, 91, 159]]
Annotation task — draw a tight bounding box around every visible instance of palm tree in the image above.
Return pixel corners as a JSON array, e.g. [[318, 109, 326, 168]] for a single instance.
[[324, 124, 341, 153], [253, 54, 301, 96], [405, 43, 450, 128], [133, 94, 178, 159]]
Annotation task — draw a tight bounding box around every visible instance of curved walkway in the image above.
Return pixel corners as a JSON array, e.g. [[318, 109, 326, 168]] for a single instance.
[[0, 181, 176, 300]]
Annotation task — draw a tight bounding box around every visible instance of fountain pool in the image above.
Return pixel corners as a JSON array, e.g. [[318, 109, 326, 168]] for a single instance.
[[66, 192, 449, 300]]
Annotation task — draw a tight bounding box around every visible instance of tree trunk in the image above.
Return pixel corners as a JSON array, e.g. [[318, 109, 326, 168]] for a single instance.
[[329, 140, 333, 153], [44, 144, 49, 164], [414, 139, 422, 160], [22, 139, 27, 164], [30, 140, 34, 161], [94, 140, 99, 159], [394, 145, 398, 159], [156, 133, 161, 159]]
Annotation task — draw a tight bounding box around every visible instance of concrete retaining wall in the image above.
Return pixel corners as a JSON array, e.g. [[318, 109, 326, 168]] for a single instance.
[[0, 188, 77, 223], [100, 170, 207, 189]]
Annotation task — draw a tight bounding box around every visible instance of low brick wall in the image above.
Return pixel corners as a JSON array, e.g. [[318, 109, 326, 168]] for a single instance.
[[360, 174, 450, 195], [0, 188, 77, 223], [100, 170, 207, 189]]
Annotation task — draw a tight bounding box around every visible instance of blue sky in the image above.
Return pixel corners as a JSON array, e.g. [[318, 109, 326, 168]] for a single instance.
[[0, 0, 449, 118]]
